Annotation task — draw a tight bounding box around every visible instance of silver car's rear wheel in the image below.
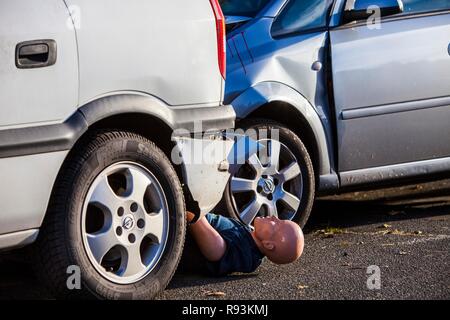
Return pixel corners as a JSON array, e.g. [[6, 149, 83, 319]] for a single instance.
[[229, 139, 303, 224], [82, 162, 169, 284]]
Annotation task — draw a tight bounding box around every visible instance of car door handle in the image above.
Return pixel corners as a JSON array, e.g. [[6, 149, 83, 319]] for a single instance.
[[15, 39, 57, 69]]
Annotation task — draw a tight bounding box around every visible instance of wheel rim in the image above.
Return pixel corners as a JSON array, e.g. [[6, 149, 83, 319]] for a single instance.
[[81, 161, 169, 284], [230, 139, 303, 225]]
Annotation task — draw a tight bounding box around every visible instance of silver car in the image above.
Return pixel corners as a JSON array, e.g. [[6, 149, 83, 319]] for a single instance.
[[0, 0, 235, 299], [221, 0, 450, 227]]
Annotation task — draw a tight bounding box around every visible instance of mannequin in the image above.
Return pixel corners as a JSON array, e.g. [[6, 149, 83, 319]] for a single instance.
[[182, 212, 304, 276]]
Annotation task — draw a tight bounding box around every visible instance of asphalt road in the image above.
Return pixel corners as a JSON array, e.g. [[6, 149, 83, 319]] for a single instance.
[[1, 180, 449, 300]]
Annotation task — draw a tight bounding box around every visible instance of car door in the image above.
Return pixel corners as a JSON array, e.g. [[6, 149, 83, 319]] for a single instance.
[[330, 0, 450, 176], [0, 0, 78, 128]]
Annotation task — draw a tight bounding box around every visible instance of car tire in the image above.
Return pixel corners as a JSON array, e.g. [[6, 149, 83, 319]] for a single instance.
[[224, 119, 315, 228], [34, 130, 185, 299]]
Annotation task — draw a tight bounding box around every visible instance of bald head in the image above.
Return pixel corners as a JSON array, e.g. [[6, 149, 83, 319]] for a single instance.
[[252, 217, 305, 265], [267, 221, 304, 264]]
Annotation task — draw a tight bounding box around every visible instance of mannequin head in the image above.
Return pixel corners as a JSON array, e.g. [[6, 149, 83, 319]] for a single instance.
[[251, 216, 304, 264]]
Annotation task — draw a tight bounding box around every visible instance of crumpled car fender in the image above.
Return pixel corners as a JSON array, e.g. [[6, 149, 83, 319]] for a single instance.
[[173, 133, 261, 217], [230, 81, 332, 176]]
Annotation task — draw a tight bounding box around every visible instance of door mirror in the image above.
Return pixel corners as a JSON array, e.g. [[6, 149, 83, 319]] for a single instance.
[[342, 0, 404, 24]]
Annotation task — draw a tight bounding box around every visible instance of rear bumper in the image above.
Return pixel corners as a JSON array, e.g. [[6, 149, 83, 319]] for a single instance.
[[170, 104, 235, 133], [0, 99, 235, 159], [174, 133, 261, 217]]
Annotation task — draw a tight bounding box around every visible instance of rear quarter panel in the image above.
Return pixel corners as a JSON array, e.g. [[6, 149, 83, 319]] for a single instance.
[[66, 0, 223, 106]]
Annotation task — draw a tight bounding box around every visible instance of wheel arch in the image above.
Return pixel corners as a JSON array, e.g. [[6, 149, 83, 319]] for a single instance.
[[61, 93, 178, 173], [246, 101, 321, 180], [230, 82, 333, 177], [60, 93, 206, 217]]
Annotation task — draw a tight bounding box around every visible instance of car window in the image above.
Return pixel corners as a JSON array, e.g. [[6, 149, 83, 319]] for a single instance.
[[401, 0, 450, 15], [219, 0, 272, 17], [272, 0, 332, 37]]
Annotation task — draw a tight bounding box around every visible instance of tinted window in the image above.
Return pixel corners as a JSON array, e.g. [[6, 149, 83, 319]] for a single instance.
[[401, 0, 450, 14], [272, 0, 332, 36], [219, 0, 272, 17]]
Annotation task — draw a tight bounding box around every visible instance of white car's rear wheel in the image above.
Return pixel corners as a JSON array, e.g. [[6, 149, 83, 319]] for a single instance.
[[82, 161, 170, 285]]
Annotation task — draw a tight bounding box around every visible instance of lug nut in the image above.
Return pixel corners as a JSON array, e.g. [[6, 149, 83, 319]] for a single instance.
[[116, 227, 123, 236], [268, 194, 273, 201], [128, 234, 136, 243], [117, 207, 124, 217], [257, 186, 263, 193], [130, 202, 138, 212], [137, 219, 145, 229]]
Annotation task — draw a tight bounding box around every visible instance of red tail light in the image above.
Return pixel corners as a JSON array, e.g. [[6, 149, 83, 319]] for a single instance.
[[209, 0, 226, 80]]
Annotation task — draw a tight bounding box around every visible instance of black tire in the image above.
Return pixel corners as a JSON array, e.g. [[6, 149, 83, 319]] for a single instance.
[[224, 119, 315, 228], [34, 130, 185, 299]]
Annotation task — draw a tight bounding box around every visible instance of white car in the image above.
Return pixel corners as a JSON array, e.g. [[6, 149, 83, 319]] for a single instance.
[[0, 0, 236, 299]]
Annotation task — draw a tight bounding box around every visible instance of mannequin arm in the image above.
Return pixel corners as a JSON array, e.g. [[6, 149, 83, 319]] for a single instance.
[[187, 212, 227, 262]]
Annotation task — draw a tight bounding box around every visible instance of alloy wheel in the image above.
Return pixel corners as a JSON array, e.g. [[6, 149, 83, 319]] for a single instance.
[[229, 139, 303, 224], [81, 161, 169, 284]]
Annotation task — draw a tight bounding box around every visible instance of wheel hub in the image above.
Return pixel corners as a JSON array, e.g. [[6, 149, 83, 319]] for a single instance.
[[122, 215, 135, 230], [259, 176, 276, 195]]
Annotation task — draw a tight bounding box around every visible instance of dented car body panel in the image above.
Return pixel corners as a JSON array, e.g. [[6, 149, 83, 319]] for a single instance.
[[174, 133, 261, 217], [225, 13, 336, 188], [223, 0, 450, 192]]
